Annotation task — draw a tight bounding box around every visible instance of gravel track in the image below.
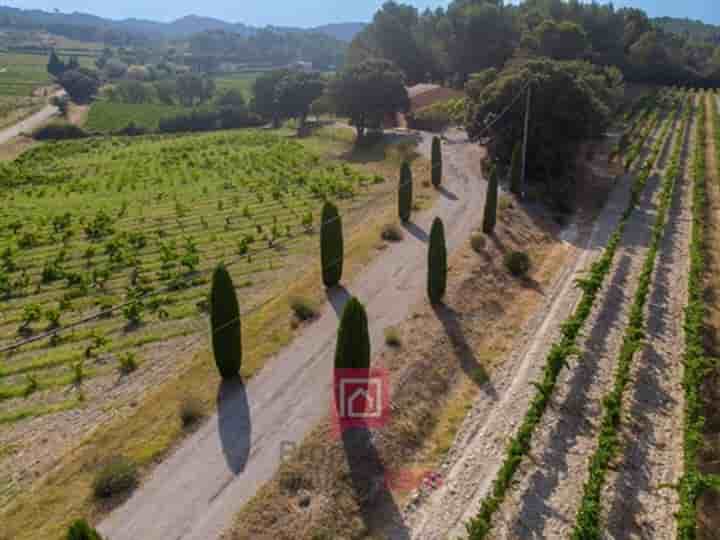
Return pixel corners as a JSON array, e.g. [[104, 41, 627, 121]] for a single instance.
[[400, 116, 673, 540]]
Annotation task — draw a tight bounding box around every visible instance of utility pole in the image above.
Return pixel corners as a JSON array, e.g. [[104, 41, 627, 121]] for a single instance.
[[520, 82, 532, 198]]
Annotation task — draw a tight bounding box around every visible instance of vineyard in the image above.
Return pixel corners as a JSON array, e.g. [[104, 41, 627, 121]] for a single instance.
[[0, 127, 413, 505], [86, 101, 186, 132]]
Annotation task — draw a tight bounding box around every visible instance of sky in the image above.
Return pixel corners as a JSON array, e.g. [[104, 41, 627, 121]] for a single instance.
[[4, 0, 719, 28]]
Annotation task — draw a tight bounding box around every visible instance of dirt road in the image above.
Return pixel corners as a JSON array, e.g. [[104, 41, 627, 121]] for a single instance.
[[0, 97, 60, 145], [98, 129, 487, 540]]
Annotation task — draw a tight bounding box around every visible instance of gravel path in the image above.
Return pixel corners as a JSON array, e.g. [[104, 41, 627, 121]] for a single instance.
[[0, 92, 61, 144], [400, 117, 672, 540], [600, 102, 694, 540], [98, 129, 487, 540]]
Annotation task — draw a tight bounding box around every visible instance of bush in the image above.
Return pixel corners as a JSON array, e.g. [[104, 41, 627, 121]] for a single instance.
[[180, 396, 205, 428], [427, 217, 447, 304], [334, 297, 370, 370], [470, 231, 486, 253], [210, 264, 242, 379], [320, 202, 343, 288], [384, 326, 402, 347], [118, 352, 138, 374], [398, 161, 413, 223], [33, 122, 88, 141], [289, 296, 318, 322], [381, 223, 404, 242], [505, 251, 531, 277], [93, 456, 138, 499], [432, 136, 443, 188], [67, 519, 103, 540]]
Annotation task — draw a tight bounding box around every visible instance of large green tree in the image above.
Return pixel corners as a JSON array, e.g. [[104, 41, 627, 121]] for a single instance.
[[320, 202, 344, 288], [252, 69, 291, 126], [329, 59, 409, 141], [334, 297, 371, 370], [57, 69, 100, 104], [210, 264, 242, 379], [275, 72, 326, 133]]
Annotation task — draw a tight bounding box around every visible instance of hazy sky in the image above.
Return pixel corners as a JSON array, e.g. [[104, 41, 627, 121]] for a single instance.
[[5, 0, 719, 27]]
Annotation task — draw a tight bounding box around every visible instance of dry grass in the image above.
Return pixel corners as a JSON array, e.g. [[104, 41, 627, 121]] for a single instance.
[[0, 131, 434, 540], [699, 94, 720, 538], [0, 136, 35, 161], [223, 197, 573, 540]]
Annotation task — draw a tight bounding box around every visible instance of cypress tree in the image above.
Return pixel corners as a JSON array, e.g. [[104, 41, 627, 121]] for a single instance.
[[210, 263, 242, 379], [398, 161, 413, 223], [334, 297, 371, 370], [47, 50, 65, 78], [321, 201, 344, 288], [431, 136, 443, 188], [427, 217, 447, 304], [483, 166, 499, 235], [67, 519, 103, 540], [510, 142, 522, 195]]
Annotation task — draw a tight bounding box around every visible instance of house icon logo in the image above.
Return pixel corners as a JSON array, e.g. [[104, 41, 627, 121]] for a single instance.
[[331, 368, 390, 436]]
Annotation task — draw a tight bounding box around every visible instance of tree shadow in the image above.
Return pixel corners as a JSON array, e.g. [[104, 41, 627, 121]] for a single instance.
[[432, 303, 498, 399], [326, 284, 351, 316], [341, 426, 410, 540], [217, 378, 251, 474], [436, 185, 458, 201], [402, 221, 428, 243]]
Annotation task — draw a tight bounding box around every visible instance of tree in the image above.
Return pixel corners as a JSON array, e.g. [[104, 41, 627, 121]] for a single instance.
[[320, 202, 344, 288], [210, 264, 242, 379], [275, 72, 325, 133], [116, 80, 153, 104], [47, 50, 65, 78], [67, 56, 80, 71], [67, 519, 103, 540], [483, 166, 498, 235], [510, 142, 522, 195], [531, 20, 589, 61], [431, 136, 442, 188], [176, 73, 214, 107], [57, 70, 100, 104], [329, 59, 409, 141], [398, 160, 413, 223], [154, 80, 176, 105], [334, 297, 370, 370], [217, 89, 246, 110], [252, 69, 290, 126], [427, 217, 447, 305]]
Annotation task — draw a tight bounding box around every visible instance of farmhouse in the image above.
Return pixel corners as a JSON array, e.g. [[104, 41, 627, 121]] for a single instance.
[[385, 83, 464, 128]]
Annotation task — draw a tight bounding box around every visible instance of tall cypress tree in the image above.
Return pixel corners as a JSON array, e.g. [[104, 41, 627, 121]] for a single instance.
[[510, 142, 522, 195], [431, 136, 443, 188], [47, 50, 65, 78], [398, 161, 413, 223], [427, 217, 447, 304], [334, 297, 371, 370], [321, 201, 344, 288], [210, 263, 242, 379], [483, 166, 499, 235]]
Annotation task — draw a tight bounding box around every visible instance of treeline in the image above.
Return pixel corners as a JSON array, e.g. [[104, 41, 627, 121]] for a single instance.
[[349, 0, 720, 87]]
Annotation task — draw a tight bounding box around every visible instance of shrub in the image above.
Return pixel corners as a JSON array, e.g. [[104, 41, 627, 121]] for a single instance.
[[67, 519, 103, 540], [505, 251, 531, 277], [33, 122, 88, 141], [210, 264, 242, 379], [381, 223, 404, 242], [510, 142, 522, 195], [398, 161, 413, 223], [289, 296, 318, 322], [118, 352, 138, 374], [334, 297, 370, 370], [427, 217, 448, 304], [320, 202, 343, 288], [470, 231, 486, 253], [180, 396, 205, 428], [432, 136, 443, 188], [92, 456, 138, 499], [483, 167, 499, 235], [384, 326, 402, 348]]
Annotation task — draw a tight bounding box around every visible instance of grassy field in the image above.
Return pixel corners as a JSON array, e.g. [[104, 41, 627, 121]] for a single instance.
[[86, 101, 186, 132]]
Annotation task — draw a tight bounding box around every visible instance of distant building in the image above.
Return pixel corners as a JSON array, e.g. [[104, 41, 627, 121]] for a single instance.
[[385, 84, 464, 129]]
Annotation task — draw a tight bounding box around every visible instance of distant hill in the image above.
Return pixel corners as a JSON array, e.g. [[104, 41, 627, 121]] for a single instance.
[[654, 16, 720, 44], [312, 23, 366, 42], [0, 5, 362, 42]]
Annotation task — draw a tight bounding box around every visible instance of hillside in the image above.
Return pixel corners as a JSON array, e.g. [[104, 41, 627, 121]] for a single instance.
[[654, 16, 720, 44]]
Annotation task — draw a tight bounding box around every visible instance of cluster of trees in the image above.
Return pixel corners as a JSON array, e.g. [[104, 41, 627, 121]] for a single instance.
[[188, 29, 346, 72], [350, 0, 720, 87], [48, 51, 101, 104]]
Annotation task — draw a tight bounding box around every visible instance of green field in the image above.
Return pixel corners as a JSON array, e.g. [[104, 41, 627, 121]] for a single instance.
[[86, 101, 186, 132], [0, 129, 387, 425]]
